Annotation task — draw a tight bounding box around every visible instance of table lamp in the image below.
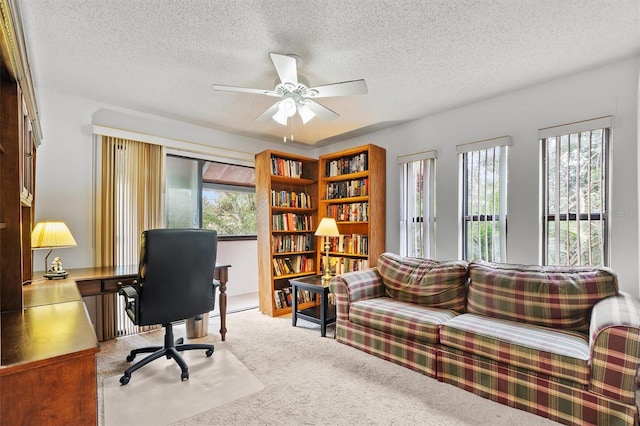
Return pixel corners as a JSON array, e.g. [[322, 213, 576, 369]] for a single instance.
[[315, 217, 340, 282], [31, 221, 77, 279]]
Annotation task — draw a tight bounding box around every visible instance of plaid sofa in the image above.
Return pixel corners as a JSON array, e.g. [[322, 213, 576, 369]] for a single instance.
[[330, 253, 640, 426]]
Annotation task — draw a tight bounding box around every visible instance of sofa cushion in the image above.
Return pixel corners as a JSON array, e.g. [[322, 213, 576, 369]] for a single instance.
[[467, 261, 618, 332], [440, 313, 591, 384], [350, 297, 458, 345], [377, 252, 467, 311]]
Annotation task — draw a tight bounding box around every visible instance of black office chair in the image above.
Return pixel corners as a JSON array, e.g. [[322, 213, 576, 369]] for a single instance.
[[118, 228, 219, 385]]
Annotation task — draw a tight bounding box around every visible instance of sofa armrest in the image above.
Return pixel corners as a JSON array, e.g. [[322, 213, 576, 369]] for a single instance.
[[589, 292, 640, 404], [329, 268, 386, 320]]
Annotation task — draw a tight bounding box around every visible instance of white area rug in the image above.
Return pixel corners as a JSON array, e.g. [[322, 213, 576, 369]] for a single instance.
[[103, 347, 264, 426]]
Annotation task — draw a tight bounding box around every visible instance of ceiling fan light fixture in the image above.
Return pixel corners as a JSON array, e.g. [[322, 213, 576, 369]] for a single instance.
[[272, 108, 288, 125], [278, 97, 297, 117], [298, 104, 315, 124]]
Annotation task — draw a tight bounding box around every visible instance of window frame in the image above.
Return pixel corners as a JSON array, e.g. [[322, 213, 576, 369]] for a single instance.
[[398, 151, 437, 259], [457, 136, 510, 262], [165, 154, 258, 240], [539, 117, 611, 266]]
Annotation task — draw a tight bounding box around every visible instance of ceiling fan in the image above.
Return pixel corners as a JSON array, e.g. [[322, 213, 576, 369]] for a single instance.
[[213, 52, 368, 126]]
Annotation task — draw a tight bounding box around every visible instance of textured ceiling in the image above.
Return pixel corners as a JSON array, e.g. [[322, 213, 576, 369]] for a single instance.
[[16, 0, 640, 146]]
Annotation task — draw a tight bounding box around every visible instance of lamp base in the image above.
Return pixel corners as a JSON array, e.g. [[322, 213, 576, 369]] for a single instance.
[[44, 270, 69, 280]]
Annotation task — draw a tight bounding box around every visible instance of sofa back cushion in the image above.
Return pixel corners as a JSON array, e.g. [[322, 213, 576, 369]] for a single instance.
[[377, 252, 468, 311], [467, 261, 618, 332]]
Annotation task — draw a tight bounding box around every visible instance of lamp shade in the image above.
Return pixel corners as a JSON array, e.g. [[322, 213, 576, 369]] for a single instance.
[[31, 221, 77, 249], [314, 217, 340, 237]]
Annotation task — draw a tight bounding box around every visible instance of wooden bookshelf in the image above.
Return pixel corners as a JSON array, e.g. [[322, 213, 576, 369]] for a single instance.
[[317, 144, 386, 275], [255, 150, 319, 317]]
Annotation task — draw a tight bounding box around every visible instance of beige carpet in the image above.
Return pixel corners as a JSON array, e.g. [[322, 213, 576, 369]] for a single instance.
[[103, 347, 264, 426], [98, 308, 557, 425]]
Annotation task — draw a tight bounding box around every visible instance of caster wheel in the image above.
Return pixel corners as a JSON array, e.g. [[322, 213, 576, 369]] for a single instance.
[[126, 354, 135, 362], [120, 375, 130, 385], [181, 371, 189, 381], [205, 348, 214, 357]]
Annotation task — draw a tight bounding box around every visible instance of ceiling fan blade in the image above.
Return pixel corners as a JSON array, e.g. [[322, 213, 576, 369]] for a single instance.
[[269, 53, 298, 85], [306, 79, 368, 98], [256, 102, 281, 121], [304, 100, 339, 122], [213, 84, 279, 97]]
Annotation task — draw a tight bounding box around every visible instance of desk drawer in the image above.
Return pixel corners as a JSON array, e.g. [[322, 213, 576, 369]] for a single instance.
[[77, 280, 102, 296], [102, 276, 137, 293]]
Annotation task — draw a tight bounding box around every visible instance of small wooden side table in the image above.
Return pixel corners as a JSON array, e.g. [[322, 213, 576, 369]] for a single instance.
[[289, 275, 336, 337]]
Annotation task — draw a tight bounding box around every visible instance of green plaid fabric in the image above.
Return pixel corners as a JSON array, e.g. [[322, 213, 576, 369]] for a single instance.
[[330, 269, 439, 377], [350, 297, 458, 344], [467, 261, 618, 332], [331, 259, 640, 425], [441, 313, 590, 384], [377, 252, 468, 311], [438, 347, 638, 426], [589, 292, 640, 405], [335, 319, 439, 378]]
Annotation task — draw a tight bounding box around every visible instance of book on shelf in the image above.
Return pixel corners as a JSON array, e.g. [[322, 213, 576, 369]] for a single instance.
[[271, 190, 312, 208], [321, 256, 370, 275], [272, 233, 314, 253], [326, 202, 369, 222], [271, 157, 303, 178], [325, 152, 368, 177], [325, 178, 369, 200], [272, 255, 315, 276], [274, 288, 315, 308], [272, 213, 315, 231], [327, 234, 369, 255]]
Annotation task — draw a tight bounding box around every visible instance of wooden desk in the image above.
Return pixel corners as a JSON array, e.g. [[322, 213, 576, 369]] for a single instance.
[[1, 279, 99, 425], [33, 264, 233, 341]]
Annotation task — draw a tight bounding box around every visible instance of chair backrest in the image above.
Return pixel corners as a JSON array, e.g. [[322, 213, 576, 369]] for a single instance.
[[136, 228, 217, 326]]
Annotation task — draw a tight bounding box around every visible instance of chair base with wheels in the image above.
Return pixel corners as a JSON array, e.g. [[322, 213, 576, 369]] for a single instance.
[[119, 322, 214, 385]]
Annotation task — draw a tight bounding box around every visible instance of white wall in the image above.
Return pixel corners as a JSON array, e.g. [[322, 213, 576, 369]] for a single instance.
[[319, 56, 640, 296], [32, 90, 312, 295], [34, 56, 640, 296]]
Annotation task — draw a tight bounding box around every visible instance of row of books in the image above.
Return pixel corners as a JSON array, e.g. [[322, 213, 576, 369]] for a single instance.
[[271, 190, 312, 208], [272, 255, 315, 276], [321, 256, 370, 275], [272, 234, 314, 253], [272, 213, 315, 231], [274, 287, 315, 309], [271, 157, 303, 178], [325, 178, 368, 200], [326, 202, 369, 222], [326, 234, 368, 255], [325, 152, 368, 177]]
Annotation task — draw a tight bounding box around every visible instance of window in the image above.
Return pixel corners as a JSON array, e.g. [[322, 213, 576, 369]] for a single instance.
[[398, 151, 436, 258], [165, 155, 257, 237], [458, 136, 510, 261], [540, 117, 610, 266]]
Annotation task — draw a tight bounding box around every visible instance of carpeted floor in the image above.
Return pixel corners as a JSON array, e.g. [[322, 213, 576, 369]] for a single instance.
[[98, 308, 557, 425]]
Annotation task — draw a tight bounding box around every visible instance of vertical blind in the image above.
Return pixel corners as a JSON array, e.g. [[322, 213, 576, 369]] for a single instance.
[[398, 150, 436, 259], [94, 135, 165, 339], [540, 116, 611, 266], [457, 136, 510, 262]]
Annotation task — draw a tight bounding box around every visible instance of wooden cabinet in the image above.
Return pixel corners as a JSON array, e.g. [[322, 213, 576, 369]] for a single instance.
[[255, 150, 319, 317], [317, 144, 386, 275]]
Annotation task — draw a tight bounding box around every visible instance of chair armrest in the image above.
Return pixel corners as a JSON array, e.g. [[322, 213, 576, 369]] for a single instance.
[[589, 292, 640, 404], [210, 279, 221, 311], [118, 285, 139, 323], [329, 268, 386, 320]]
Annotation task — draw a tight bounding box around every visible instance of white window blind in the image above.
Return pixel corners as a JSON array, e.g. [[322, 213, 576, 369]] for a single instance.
[[458, 136, 510, 261], [398, 150, 436, 258], [540, 117, 611, 266]]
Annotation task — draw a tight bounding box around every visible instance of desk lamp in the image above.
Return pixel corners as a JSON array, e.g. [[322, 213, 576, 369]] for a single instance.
[[31, 221, 77, 279], [315, 217, 340, 283]]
